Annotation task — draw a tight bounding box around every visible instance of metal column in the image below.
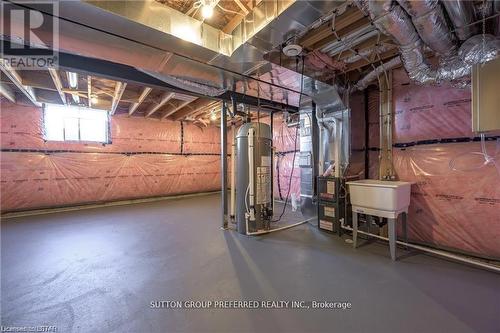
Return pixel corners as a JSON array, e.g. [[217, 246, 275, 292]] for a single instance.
[[221, 101, 228, 229]]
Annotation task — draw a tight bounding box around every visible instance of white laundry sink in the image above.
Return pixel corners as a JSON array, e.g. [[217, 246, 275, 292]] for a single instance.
[[346, 180, 412, 212]]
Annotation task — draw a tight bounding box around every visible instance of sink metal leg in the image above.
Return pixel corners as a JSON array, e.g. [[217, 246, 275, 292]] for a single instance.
[[388, 217, 396, 261], [402, 212, 408, 249], [352, 212, 358, 248]]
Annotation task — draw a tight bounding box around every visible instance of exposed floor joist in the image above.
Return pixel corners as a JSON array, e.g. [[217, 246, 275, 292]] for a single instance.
[[129, 87, 152, 116], [0, 63, 39, 106], [145, 91, 174, 118], [110, 81, 127, 115], [48, 68, 67, 105], [0, 81, 16, 103], [161, 99, 195, 120]]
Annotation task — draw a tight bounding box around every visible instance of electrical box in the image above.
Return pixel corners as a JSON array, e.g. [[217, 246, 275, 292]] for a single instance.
[[472, 57, 500, 133]]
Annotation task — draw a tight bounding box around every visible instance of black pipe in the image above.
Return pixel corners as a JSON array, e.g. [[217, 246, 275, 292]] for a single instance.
[[270, 111, 274, 210], [364, 89, 369, 179], [221, 101, 228, 229]]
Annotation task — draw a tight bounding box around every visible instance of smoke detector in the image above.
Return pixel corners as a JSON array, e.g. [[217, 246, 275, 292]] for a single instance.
[[283, 44, 303, 57], [282, 32, 302, 57]]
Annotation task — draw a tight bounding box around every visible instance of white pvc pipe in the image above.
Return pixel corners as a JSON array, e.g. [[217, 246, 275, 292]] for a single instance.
[[341, 224, 500, 273], [248, 128, 255, 222], [230, 126, 236, 219]]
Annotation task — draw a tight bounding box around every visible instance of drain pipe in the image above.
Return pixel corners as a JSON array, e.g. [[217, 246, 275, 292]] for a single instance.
[[340, 221, 500, 273], [247, 127, 256, 223]]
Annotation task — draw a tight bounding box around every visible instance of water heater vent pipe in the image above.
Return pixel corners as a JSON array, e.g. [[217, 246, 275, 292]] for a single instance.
[[248, 128, 256, 222]]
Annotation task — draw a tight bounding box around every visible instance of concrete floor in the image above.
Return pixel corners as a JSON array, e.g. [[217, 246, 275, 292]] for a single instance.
[[2, 194, 499, 333]]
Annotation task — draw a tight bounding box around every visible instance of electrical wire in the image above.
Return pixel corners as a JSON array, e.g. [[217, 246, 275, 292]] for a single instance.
[[272, 55, 305, 222]]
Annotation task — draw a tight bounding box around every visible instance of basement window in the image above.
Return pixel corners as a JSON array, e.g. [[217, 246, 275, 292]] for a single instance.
[[43, 104, 110, 143]]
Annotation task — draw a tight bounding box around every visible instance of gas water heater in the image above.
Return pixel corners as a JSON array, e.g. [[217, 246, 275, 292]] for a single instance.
[[236, 122, 273, 234]]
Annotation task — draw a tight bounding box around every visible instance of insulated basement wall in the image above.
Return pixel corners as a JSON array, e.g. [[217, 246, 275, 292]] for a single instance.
[[391, 68, 500, 259], [259, 114, 300, 201], [0, 101, 221, 212]]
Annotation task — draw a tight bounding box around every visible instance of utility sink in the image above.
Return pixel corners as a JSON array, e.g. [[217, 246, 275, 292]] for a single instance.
[[346, 180, 412, 212]]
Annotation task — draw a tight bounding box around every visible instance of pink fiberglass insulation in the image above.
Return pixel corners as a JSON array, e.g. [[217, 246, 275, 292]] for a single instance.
[[393, 67, 476, 143], [254, 114, 300, 200], [1, 153, 220, 211], [393, 143, 500, 259], [392, 68, 500, 259], [0, 101, 221, 212], [267, 114, 300, 200]]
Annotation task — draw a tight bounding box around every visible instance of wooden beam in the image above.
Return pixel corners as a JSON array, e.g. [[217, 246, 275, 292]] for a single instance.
[[191, 100, 220, 118], [0, 63, 39, 106], [110, 81, 127, 115], [337, 35, 391, 61], [129, 87, 152, 116], [21, 71, 57, 90], [222, 0, 254, 33], [145, 91, 174, 117], [170, 99, 214, 121], [162, 99, 197, 120], [312, 16, 371, 51], [0, 82, 16, 103], [234, 0, 250, 14], [300, 6, 365, 49], [48, 68, 67, 105]]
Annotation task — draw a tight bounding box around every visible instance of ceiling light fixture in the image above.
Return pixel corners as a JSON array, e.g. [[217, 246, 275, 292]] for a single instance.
[[201, 0, 215, 19], [90, 95, 98, 105], [67, 72, 78, 89], [210, 109, 217, 121]]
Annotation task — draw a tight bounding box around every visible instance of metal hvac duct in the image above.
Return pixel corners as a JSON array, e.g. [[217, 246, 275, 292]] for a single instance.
[[354, 0, 500, 88], [354, 57, 402, 90], [441, 0, 478, 41], [397, 0, 456, 56], [362, 0, 436, 84], [3, 0, 342, 108]]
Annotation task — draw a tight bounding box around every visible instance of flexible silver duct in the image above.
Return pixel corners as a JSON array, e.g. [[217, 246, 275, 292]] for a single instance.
[[441, 0, 478, 41], [397, 0, 457, 56], [354, 56, 402, 90], [364, 1, 436, 84], [354, 0, 500, 88], [459, 34, 500, 65]]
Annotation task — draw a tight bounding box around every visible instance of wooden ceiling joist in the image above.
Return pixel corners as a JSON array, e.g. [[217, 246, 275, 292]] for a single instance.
[[48, 68, 67, 105], [222, 0, 253, 33], [129, 87, 152, 116], [0, 82, 16, 103], [145, 91, 174, 117], [234, 0, 250, 14], [170, 98, 214, 121], [0, 63, 39, 106], [300, 6, 366, 49], [337, 35, 392, 61], [110, 81, 127, 115], [161, 99, 196, 120], [312, 16, 372, 51]]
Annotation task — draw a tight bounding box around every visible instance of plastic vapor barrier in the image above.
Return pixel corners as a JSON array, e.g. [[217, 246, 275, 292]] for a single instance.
[[0, 101, 221, 212], [392, 68, 500, 259]]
